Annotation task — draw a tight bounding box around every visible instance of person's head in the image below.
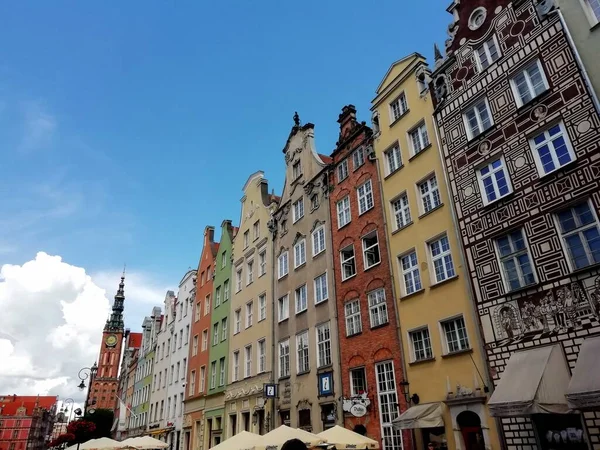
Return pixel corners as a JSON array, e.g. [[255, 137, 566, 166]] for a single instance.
[[427, 443, 435, 450], [281, 439, 308, 450]]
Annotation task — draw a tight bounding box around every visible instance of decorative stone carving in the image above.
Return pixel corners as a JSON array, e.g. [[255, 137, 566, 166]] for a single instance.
[[434, 74, 449, 103], [285, 147, 303, 165]]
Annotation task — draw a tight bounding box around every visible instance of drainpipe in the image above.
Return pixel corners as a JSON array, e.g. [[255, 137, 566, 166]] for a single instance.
[[549, 8, 600, 114], [372, 145, 415, 450], [431, 113, 507, 450], [269, 217, 277, 433]]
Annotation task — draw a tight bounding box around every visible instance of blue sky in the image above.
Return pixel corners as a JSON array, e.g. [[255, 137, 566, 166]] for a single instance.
[[0, 1, 450, 312]]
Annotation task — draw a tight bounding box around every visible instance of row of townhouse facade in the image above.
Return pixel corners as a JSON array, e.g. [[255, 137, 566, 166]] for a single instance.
[[107, 1, 600, 449]]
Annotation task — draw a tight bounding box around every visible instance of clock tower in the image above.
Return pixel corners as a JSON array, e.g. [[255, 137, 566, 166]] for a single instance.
[[89, 275, 126, 412]]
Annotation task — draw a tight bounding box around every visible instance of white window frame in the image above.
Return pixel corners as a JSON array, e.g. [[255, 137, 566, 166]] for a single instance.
[[224, 279, 230, 301], [368, 288, 388, 328], [259, 250, 267, 276], [295, 284, 308, 314], [408, 121, 430, 156], [243, 230, 249, 249], [362, 230, 381, 270], [391, 192, 411, 230], [530, 122, 577, 177], [279, 339, 290, 378], [258, 339, 266, 373], [408, 326, 433, 362], [314, 273, 328, 304], [296, 330, 310, 373], [202, 329, 208, 351], [357, 179, 374, 215], [399, 250, 422, 296], [278, 295, 289, 322], [244, 345, 252, 378], [236, 268, 243, 292], [417, 174, 441, 214], [510, 59, 549, 107], [337, 196, 351, 228], [294, 239, 306, 268], [463, 97, 493, 140], [192, 334, 199, 356], [245, 301, 253, 329], [337, 159, 349, 182], [292, 160, 302, 180], [215, 286, 221, 307], [350, 367, 367, 396], [375, 361, 403, 450], [312, 226, 326, 256], [475, 35, 500, 71], [495, 229, 537, 291], [345, 299, 362, 336], [232, 351, 239, 382], [384, 143, 402, 175], [389, 92, 408, 122], [581, 0, 600, 26], [316, 322, 332, 368], [210, 362, 216, 389], [234, 309, 241, 334], [293, 198, 305, 223], [258, 293, 267, 321], [353, 147, 365, 169], [428, 234, 456, 283], [253, 220, 260, 240], [439, 315, 470, 354], [555, 200, 600, 271], [246, 260, 254, 285], [221, 317, 227, 341], [476, 157, 513, 205], [278, 252, 289, 279], [341, 245, 357, 281], [212, 323, 219, 345]]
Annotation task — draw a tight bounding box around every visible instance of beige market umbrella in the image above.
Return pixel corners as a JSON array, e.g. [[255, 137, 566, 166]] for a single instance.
[[121, 436, 169, 449], [209, 431, 262, 450], [79, 438, 127, 450], [252, 425, 326, 450], [317, 426, 379, 450]]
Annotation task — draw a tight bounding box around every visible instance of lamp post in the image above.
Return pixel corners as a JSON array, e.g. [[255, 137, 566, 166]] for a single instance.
[[78, 363, 98, 415], [61, 398, 75, 425], [399, 380, 420, 406]]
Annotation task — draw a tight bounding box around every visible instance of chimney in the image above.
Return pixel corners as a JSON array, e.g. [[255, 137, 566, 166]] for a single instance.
[[204, 226, 215, 245], [338, 104, 357, 138]]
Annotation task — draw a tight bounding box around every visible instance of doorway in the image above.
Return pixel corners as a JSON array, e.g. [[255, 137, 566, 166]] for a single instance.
[[457, 411, 484, 450]]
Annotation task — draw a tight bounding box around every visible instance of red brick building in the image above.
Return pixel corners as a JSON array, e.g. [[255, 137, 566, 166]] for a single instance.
[[328, 105, 409, 450], [0, 395, 57, 450]]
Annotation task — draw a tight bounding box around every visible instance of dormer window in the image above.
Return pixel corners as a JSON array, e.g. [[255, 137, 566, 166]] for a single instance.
[[292, 161, 302, 180]]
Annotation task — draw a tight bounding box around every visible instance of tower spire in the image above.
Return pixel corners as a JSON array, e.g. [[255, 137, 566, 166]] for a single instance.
[[105, 273, 126, 331]]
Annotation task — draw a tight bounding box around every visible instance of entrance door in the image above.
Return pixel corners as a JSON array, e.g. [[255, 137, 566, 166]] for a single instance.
[[457, 411, 484, 450]]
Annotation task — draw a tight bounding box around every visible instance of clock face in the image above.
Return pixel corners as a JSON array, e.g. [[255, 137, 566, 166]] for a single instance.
[[105, 335, 118, 347]]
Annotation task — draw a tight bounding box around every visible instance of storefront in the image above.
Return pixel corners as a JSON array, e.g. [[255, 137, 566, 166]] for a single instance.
[[393, 403, 447, 449]]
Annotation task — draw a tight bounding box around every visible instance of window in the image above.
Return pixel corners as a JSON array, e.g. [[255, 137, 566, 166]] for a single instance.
[[296, 331, 309, 373], [392, 193, 411, 230], [210, 362, 216, 389], [583, 0, 600, 24], [221, 252, 227, 268], [345, 299, 362, 336], [202, 329, 208, 351], [293, 198, 305, 223], [195, 302, 201, 321], [389, 92, 408, 122], [258, 339, 266, 373], [314, 273, 328, 304], [221, 317, 228, 341], [375, 361, 403, 450], [341, 245, 356, 280], [441, 316, 470, 353], [337, 159, 349, 182], [316, 322, 332, 368], [357, 180, 374, 215], [193, 335, 199, 356], [189, 370, 196, 396], [477, 158, 512, 204], [259, 250, 267, 276], [418, 175, 441, 213], [556, 201, 600, 269], [223, 280, 230, 301], [295, 284, 308, 313], [409, 122, 430, 155], [400, 251, 422, 295], [294, 239, 307, 268], [312, 226, 326, 256], [233, 349, 240, 381], [247, 260, 254, 285], [219, 357, 226, 386], [464, 98, 493, 139], [236, 268, 243, 292], [185, 324, 190, 343], [244, 345, 252, 378], [511, 59, 548, 107], [278, 252, 289, 278], [258, 294, 267, 321], [409, 328, 433, 361], [215, 286, 222, 307], [204, 295, 211, 316], [349, 367, 367, 396], [496, 230, 536, 291], [253, 220, 260, 240], [246, 301, 253, 328], [475, 35, 500, 70], [234, 309, 241, 334], [292, 160, 302, 179], [429, 235, 456, 283], [385, 144, 402, 174], [279, 339, 290, 378], [337, 196, 351, 228], [353, 147, 365, 169], [368, 289, 388, 328], [530, 122, 576, 176], [243, 230, 249, 249], [213, 323, 219, 345], [362, 231, 381, 269], [278, 295, 289, 322], [200, 366, 206, 393]]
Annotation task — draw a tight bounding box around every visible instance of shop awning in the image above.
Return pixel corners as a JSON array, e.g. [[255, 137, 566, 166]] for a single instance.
[[566, 335, 600, 409], [392, 402, 444, 430], [488, 344, 571, 417]]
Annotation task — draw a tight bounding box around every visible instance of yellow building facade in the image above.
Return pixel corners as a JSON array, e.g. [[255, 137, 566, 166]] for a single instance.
[[371, 53, 500, 450]]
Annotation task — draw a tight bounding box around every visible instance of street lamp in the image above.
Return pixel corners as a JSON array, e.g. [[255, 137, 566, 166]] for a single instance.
[[77, 363, 98, 414], [399, 380, 420, 405], [61, 398, 75, 425]]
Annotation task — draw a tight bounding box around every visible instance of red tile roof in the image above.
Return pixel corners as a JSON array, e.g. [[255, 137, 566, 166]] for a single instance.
[[318, 154, 333, 164], [128, 332, 143, 349], [0, 396, 57, 416]]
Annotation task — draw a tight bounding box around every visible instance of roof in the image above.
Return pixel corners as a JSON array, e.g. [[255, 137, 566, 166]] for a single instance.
[[318, 154, 333, 164], [270, 194, 281, 203], [210, 242, 220, 256], [0, 395, 57, 416], [128, 332, 143, 349]]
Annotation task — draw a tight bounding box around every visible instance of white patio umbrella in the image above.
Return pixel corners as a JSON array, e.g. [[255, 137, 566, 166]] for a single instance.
[[121, 436, 169, 449], [79, 438, 126, 450], [252, 425, 326, 450], [208, 431, 262, 450], [317, 426, 379, 450]]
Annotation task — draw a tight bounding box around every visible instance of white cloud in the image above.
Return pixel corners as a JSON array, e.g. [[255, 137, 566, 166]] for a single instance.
[[0, 252, 109, 401], [19, 101, 57, 153]]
